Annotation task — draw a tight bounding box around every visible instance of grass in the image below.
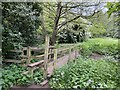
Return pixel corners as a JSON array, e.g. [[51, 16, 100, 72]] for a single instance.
[[78, 38, 118, 58]]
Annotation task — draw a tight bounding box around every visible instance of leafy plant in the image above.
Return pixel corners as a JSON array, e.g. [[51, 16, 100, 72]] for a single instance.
[[2, 64, 43, 90], [49, 57, 119, 88], [31, 59, 40, 63], [33, 69, 44, 84]]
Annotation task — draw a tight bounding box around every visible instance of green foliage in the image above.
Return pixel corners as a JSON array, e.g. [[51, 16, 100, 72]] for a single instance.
[[2, 2, 42, 57], [89, 23, 106, 37], [89, 11, 108, 38], [106, 2, 120, 38], [106, 2, 120, 17], [49, 57, 119, 88], [33, 69, 44, 84], [2, 64, 43, 90], [31, 59, 40, 63], [58, 30, 78, 43], [2, 64, 29, 90], [79, 38, 118, 57]]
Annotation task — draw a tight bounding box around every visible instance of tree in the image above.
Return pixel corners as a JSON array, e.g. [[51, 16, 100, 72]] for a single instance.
[[39, 2, 102, 45], [58, 17, 91, 43], [106, 2, 120, 38], [2, 2, 42, 57], [88, 11, 108, 37], [106, 2, 120, 17]]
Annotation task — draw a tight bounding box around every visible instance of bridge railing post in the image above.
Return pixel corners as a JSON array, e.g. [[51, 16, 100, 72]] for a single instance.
[[43, 35, 49, 79], [27, 46, 31, 64]]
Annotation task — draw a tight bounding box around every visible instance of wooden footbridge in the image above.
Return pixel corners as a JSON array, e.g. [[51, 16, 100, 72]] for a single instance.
[[3, 35, 80, 87]]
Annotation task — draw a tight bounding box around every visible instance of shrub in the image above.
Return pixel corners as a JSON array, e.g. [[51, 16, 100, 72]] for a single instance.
[[49, 57, 119, 88]]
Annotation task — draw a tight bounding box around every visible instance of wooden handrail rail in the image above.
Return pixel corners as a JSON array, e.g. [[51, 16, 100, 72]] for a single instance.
[[22, 47, 44, 51], [58, 48, 69, 53], [3, 59, 22, 63], [31, 54, 44, 58]]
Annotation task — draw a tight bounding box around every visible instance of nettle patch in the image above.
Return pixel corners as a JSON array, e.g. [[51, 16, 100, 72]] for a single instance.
[[49, 57, 119, 88]]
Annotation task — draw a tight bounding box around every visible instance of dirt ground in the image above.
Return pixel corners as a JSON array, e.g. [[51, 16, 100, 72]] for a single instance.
[[90, 53, 104, 60]]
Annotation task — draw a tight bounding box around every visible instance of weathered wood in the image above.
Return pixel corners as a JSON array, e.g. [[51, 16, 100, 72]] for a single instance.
[[53, 49, 57, 70], [23, 47, 44, 51], [30, 47, 43, 50], [43, 35, 49, 79], [31, 54, 44, 59], [27, 46, 31, 64], [3, 60, 22, 63], [40, 80, 48, 86], [48, 48, 52, 62], [20, 55, 28, 58], [28, 67, 34, 80], [22, 47, 27, 51], [9, 50, 22, 52], [48, 51, 54, 55], [20, 48, 25, 66], [27, 60, 44, 67], [58, 48, 69, 53], [49, 46, 55, 49], [22, 71, 29, 75]]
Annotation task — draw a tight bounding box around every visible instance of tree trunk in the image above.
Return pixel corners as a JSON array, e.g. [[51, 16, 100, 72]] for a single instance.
[[50, 31, 57, 45], [50, 2, 62, 45]]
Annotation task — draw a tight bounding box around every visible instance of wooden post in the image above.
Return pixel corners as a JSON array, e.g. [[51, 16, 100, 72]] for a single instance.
[[29, 67, 34, 81], [53, 49, 57, 70], [68, 47, 72, 63], [43, 35, 49, 79], [21, 48, 24, 66], [49, 48, 52, 61], [27, 46, 31, 64]]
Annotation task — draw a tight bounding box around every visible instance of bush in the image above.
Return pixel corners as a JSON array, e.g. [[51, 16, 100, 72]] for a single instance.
[[79, 38, 118, 57], [49, 57, 119, 88]]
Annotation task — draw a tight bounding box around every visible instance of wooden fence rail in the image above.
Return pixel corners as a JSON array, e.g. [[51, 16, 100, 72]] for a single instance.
[[3, 35, 80, 85]]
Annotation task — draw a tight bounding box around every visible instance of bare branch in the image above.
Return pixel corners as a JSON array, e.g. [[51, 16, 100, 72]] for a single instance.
[[57, 15, 81, 30]]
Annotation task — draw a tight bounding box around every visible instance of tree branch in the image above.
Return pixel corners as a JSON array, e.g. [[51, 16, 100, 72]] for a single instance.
[[57, 15, 81, 30], [53, 2, 63, 31]]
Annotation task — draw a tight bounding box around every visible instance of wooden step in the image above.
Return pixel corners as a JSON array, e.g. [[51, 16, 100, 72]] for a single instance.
[[40, 80, 48, 86], [27, 60, 44, 67]]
